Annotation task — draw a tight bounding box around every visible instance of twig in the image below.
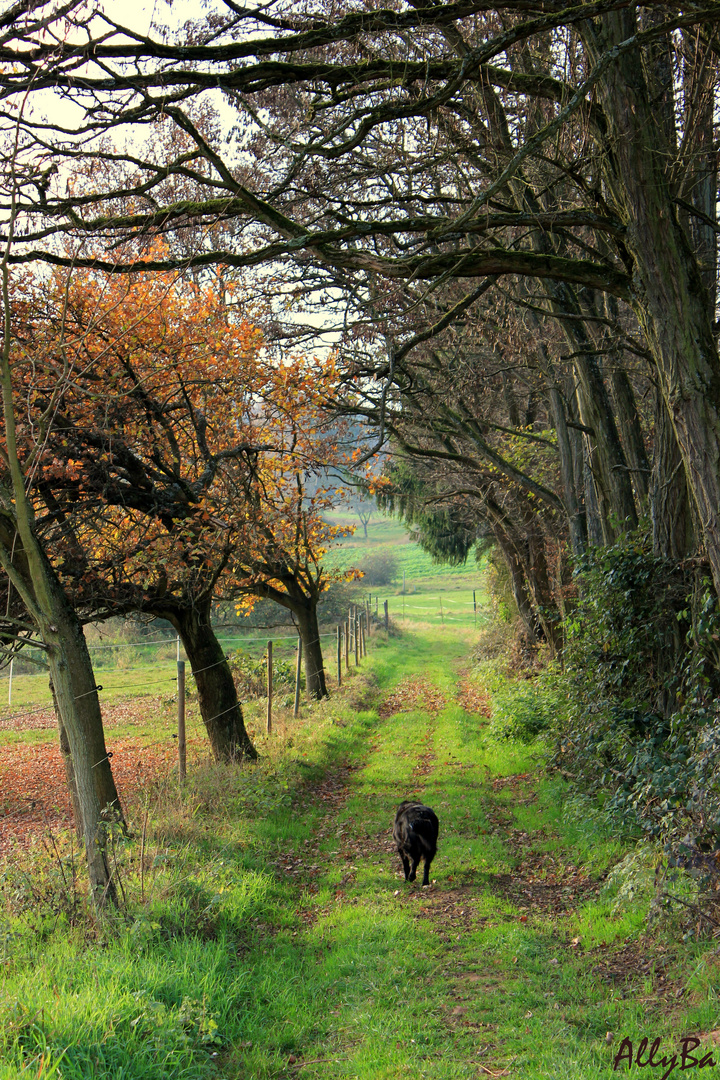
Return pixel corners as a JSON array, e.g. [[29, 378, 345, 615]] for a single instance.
[[39, 803, 68, 889], [474, 1058, 517, 1077], [109, 827, 128, 909], [661, 891, 720, 927]]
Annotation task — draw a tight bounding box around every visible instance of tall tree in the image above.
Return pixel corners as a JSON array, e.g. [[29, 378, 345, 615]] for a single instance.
[[0, 1, 717, 589], [0, 246, 121, 908]]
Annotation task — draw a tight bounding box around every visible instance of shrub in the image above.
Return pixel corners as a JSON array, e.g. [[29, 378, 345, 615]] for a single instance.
[[355, 549, 398, 586], [550, 531, 720, 859], [483, 659, 568, 742], [485, 548, 517, 626], [227, 650, 299, 699]]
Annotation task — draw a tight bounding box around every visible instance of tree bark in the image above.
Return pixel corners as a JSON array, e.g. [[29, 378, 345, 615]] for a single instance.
[[558, 290, 638, 539], [49, 662, 123, 829], [609, 366, 650, 507], [485, 497, 563, 650], [547, 383, 587, 558], [492, 533, 539, 645], [651, 388, 695, 561], [294, 601, 328, 700], [53, 680, 83, 840], [46, 595, 119, 906], [166, 598, 257, 762], [582, 434, 605, 547]]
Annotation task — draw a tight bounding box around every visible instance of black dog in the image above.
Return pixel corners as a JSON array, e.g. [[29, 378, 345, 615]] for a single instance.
[[393, 801, 439, 886]]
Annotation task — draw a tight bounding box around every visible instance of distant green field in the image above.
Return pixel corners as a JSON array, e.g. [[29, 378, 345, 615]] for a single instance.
[[326, 509, 485, 590], [368, 584, 487, 629]]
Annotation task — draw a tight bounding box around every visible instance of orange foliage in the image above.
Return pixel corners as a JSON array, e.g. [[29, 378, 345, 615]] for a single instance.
[[7, 261, 358, 609]]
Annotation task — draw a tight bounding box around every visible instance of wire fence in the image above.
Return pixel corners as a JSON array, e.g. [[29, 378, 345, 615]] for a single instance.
[[369, 588, 484, 628], [0, 629, 339, 720], [0, 586, 482, 721]]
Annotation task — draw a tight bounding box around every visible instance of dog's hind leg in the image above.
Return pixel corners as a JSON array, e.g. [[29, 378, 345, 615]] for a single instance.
[[408, 856, 420, 882], [399, 853, 411, 880], [421, 855, 433, 886]]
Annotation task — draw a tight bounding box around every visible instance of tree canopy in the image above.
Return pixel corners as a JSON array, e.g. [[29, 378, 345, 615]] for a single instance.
[[0, 1, 717, 604]]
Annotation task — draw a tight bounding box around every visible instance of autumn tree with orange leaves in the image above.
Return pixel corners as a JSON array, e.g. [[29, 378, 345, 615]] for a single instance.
[[0, 257, 122, 906], [223, 442, 358, 700], [9, 263, 356, 756]]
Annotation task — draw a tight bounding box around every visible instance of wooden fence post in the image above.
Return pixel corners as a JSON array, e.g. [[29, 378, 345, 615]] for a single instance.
[[294, 636, 302, 719], [355, 615, 360, 665], [267, 640, 273, 734], [336, 625, 342, 685], [177, 660, 186, 782], [473, 589, 477, 628], [345, 620, 350, 670], [384, 599, 389, 632]]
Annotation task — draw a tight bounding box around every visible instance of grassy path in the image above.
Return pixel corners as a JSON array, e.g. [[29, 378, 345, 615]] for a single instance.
[[2, 626, 720, 1078], [225, 628, 719, 1077]]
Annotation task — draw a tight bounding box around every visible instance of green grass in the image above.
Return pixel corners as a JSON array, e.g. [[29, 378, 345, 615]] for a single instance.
[[374, 585, 487, 628], [326, 510, 485, 590], [2, 617, 718, 1078]]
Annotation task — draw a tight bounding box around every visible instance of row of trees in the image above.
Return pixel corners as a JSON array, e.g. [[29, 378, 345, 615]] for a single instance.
[[1, 254, 357, 902], [0, 0, 717, 890], [1, 1, 715, 585]]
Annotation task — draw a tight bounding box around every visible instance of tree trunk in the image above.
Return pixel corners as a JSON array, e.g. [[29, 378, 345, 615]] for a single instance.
[[53, 680, 82, 840], [523, 521, 562, 656], [35, 557, 118, 902], [486, 498, 562, 647], [681, 30, 717, 305], [167, 599, 257, 762], [609, 367, 650, 506], [547, 383, 587, 557], [45, 600, 118, 906], [295, 601, 327, 700], [493, 534, 539, 644], [563, 308, 638, 539], [0, 516, 120, 905], [592, 13, 720, 595], [651, 388, 696, 561], [582, 435, 605, 546], [50, 665, 123, 830]]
